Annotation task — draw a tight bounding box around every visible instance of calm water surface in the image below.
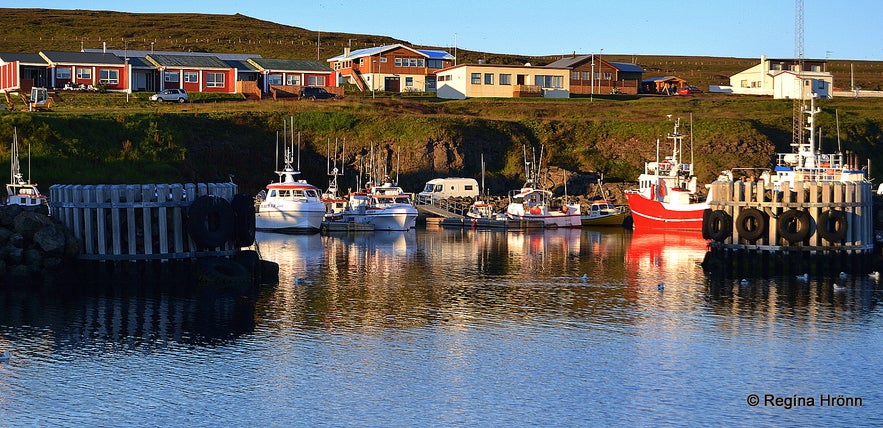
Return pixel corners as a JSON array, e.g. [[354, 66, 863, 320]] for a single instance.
[[1, 227, 882, 426]]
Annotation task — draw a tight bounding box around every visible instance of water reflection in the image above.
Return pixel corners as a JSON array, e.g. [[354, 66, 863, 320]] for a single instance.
[[0, 263, 257, 352]]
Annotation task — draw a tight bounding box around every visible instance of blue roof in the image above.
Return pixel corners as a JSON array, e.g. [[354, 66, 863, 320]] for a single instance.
[[608, 61, 644, 73], [420, 49, 455, 60], [327, 44, 452, 62]]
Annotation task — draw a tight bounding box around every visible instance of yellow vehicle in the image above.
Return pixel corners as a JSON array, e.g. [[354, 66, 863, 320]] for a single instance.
[[20, 87, 53, 111]]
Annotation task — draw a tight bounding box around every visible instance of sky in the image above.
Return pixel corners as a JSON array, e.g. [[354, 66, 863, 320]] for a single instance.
[[13, 0, 883, 60]]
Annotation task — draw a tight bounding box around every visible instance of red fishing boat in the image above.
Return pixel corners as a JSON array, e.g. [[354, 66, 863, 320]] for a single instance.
[[625, 117, 708, 230]]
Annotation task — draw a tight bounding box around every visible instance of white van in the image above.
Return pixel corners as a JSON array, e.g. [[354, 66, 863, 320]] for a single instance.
[[417, 177, 480, 203]]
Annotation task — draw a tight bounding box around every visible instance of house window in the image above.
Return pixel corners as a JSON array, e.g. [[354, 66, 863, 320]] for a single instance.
[[571, 71, 579, 80], [307, 75, 326, 86], [395, 58, 403, 67], [427, 59, 442, 68], [484, 73, 493, 85], [99, 69, 119, 85], [535, 75, 563, 88], [408, 58, 417, 67], [184, 72, 199, 83], [268, 75, 282, 85], [56, 67, 71, 79], [603, 72, 612, 80], [76, 68, 91, 79], [417, 59, 424, 67], [405, 77, 413, 87], [206, 72, 225, 88], [286, 75, 301, 85], [500, 74, 511, 85], [379, 57, 387, 63], [582, 71, 590, 80], [164, 72, 180, 83], [471, 73, 481, 84], [359, 58, 364, 65]]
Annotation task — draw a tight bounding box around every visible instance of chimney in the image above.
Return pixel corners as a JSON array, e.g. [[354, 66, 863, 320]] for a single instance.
[[103, 41, 106, 53], [344, 47, 350, 57]]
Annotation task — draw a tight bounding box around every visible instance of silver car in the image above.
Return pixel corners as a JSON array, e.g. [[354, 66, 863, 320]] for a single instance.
[[150, 89, 189, 103]]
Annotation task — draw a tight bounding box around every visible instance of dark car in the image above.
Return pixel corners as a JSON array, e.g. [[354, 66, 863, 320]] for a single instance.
[[298, 87, 339, 100], [677, 85, 703, 95]]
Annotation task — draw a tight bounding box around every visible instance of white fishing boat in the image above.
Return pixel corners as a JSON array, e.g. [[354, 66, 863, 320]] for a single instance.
[[6, 128, 48, 210], [339, 179, 418, 231], [581, 200, 628, 227], [505, 146, 581, 228], [255, 131, 326, 233]]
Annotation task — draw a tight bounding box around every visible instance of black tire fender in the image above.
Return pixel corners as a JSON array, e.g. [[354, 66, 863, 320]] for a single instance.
[[817, 209, 848, 242], [231, 194, 256, 248], [707, 210, 732, 242], [187, 195, 234, 249], [777, 209, 812, 243], [735, 208, 767, 242]]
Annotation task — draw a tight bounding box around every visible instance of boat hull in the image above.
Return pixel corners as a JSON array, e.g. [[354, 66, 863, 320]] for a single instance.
[[580, 212, 628, 227], [625, 192, 707, 230], [255, 207, 325, 232], [340, 206, 418, 231]]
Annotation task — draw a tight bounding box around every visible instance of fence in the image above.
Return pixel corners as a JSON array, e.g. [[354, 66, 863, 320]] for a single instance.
[[49, 183, 241, 261]]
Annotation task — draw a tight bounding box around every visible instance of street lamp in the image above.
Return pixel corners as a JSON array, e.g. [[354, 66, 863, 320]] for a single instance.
[[590, 53, 594, 102]]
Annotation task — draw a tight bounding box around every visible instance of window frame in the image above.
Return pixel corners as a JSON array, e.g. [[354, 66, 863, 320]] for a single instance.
[[98, 69, 119, 85], [206, 72, 225, 88]]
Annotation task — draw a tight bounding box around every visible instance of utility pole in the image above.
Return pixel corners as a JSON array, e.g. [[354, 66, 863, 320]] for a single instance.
[[792, 0, 805, 151]]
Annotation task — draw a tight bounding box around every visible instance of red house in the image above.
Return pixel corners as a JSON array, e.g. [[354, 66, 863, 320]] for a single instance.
[[39, 51, 130, 91], [0, 52, 50, 92], [145, 54, 237, 93]]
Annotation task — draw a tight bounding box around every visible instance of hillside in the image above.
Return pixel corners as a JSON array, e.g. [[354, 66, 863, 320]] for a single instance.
[[2, 8, 883, 91]]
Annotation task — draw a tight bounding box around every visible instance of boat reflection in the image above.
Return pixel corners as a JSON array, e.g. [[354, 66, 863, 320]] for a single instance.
[[624, 229, 709, 298], [255, 231, 326, 282]]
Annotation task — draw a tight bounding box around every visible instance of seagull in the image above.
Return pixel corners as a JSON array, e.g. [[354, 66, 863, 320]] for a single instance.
[[796, 273, 809, 282], [869, 271, 880, 280], [839, 272, 848, 279], [657, 282, 665, 291], [579, 274, 589, 282], [740, 279, 749, 286], [0, 350, 10, 362], [833, 283, 846, 292]]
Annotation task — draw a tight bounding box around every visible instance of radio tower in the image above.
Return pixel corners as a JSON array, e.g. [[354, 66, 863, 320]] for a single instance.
[[791, 0, 805, 150]]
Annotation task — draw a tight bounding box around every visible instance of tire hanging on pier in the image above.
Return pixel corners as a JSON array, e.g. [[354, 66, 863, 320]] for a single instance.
[[777, 209, 812, 244], [735, 208, 767, 242], [706, 210, 732, 242], [817, 209, 848, 242], [231, 193, 256, 248], [187, 195, 234, 249], [701, 209, 713, 240]]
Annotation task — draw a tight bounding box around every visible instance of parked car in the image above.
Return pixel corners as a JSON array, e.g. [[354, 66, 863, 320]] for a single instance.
[[150, 89, 189, 103], [678, 85, 703, 95], [298, 87, 339, 100]]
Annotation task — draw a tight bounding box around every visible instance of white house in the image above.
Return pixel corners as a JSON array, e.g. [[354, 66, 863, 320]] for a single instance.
[[435, 63, 570, 100], [727, 55, 832, 99]]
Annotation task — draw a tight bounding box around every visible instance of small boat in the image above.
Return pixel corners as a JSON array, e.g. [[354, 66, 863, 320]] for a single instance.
[[6, 128, 49, 210], [255, 132, 326, 233], [625, 117, 708, 230], [338, 179, 418, 231], [320, 150, 349, 222], [581, 200, 628, 226], [505, 146, 581, 228]]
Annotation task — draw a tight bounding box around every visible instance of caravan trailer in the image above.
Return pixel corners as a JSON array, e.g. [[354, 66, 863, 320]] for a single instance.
[[417, 177, 479, 203]]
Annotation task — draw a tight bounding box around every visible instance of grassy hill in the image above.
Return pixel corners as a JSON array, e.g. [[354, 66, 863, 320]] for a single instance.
[[2, 8, 883, 91]]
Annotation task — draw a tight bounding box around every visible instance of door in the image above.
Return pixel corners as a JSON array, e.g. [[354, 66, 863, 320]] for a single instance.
[[384, 76, 400, 92]]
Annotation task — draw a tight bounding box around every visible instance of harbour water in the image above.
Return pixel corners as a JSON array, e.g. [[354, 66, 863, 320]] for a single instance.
[[1, 227, 882, 426]]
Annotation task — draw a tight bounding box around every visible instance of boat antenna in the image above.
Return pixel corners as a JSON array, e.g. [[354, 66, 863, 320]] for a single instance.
[[481, 153, 486, 198], [835, 109, 842, 153], [326, 138, 331, 175], [296, 131, 301, 173], [395, 146, 400, 186], [274, 131, 279, 173], [690, 113, 694, 177]]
